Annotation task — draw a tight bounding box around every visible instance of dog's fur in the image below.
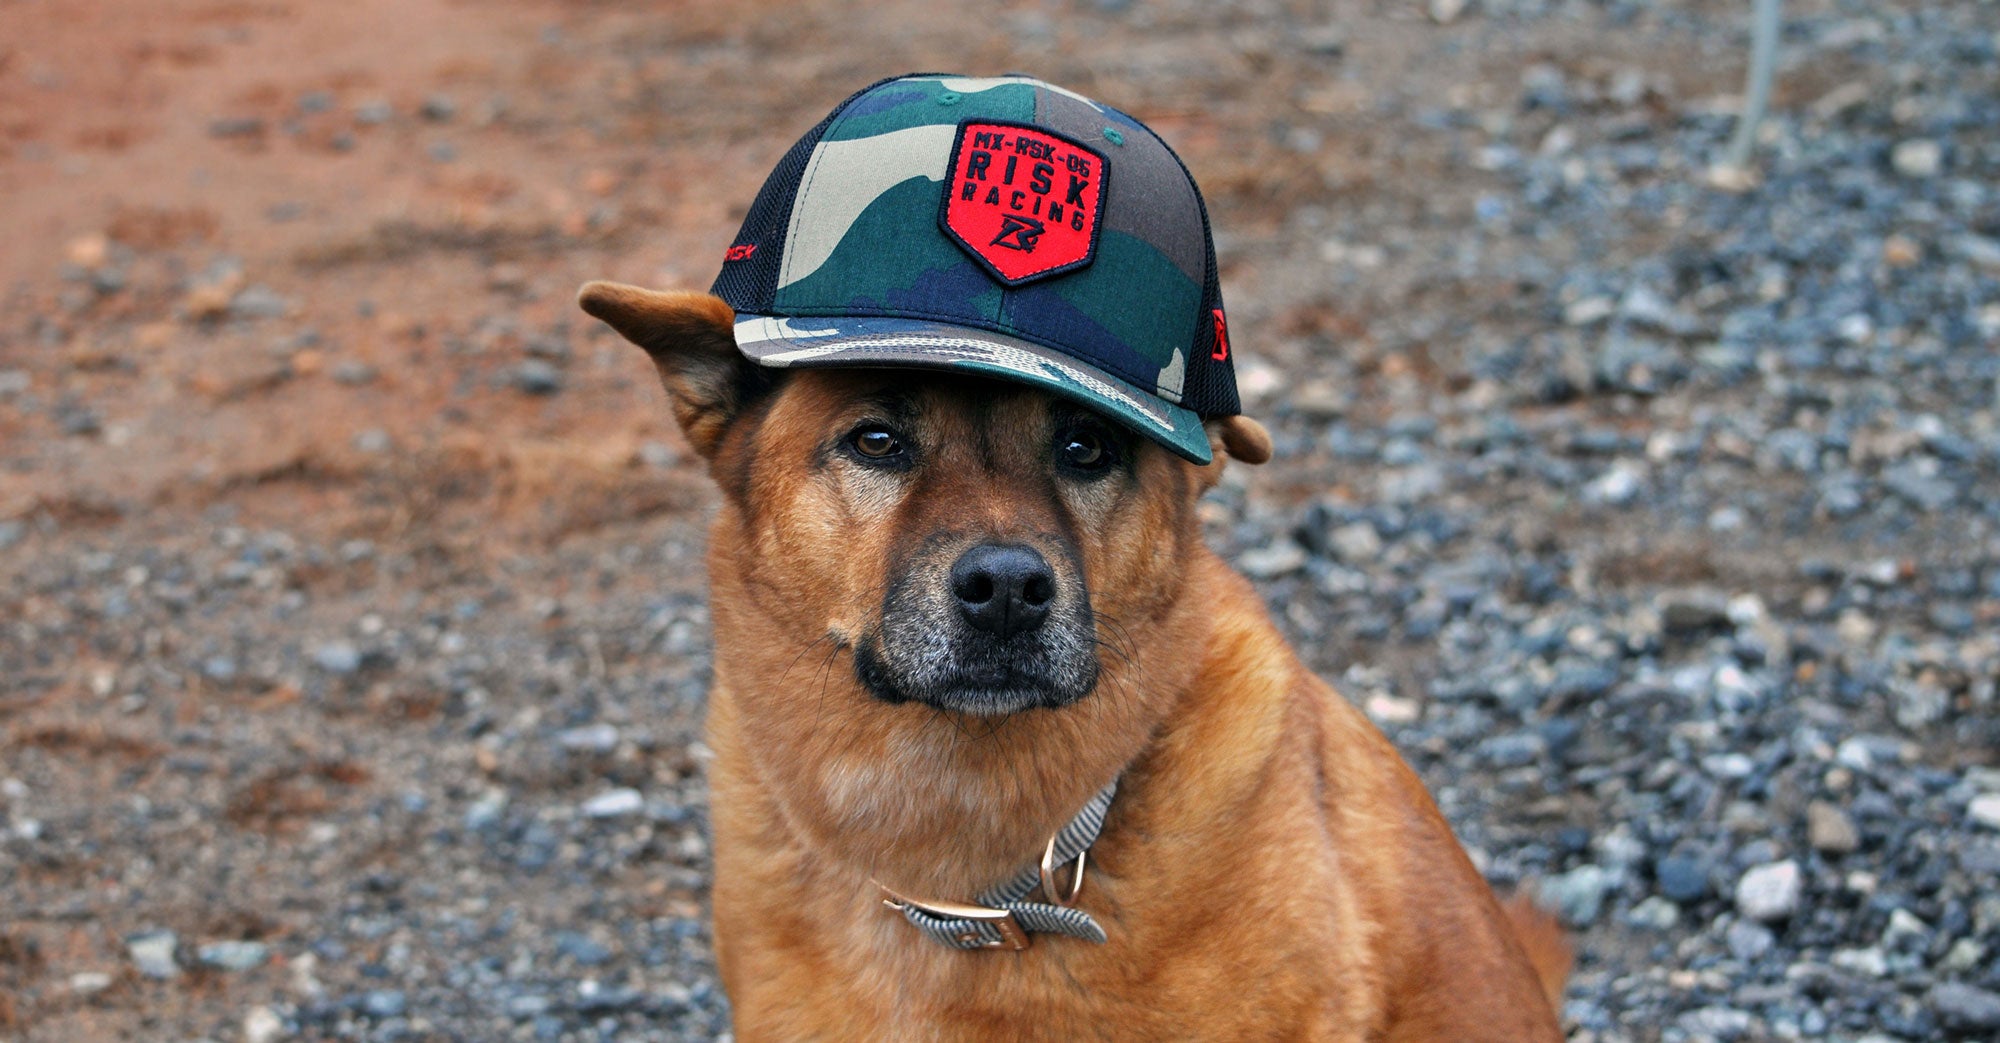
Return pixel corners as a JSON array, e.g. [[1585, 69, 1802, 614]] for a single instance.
[[580, 281, 1568, 1042]]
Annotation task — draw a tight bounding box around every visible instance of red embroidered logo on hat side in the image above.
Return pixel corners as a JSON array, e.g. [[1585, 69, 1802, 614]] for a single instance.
[[939, 121, 1107, 286], [1211, 308, 1230, 361]]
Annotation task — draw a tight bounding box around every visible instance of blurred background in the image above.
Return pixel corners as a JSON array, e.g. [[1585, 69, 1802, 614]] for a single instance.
[[2, 0, 1997, 1039]]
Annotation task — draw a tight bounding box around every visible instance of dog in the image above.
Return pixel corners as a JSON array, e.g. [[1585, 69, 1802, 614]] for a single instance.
[[578, 74, 1567, 1041]]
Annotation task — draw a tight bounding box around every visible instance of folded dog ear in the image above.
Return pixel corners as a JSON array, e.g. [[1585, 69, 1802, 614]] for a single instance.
[[1205, 415, 1273, 465], [577, 282, 762, 459]]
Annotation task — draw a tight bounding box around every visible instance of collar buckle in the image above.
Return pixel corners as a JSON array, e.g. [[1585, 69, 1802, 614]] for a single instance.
[[877, 884, 1032, 951], [1038, 835, 1088, 907]]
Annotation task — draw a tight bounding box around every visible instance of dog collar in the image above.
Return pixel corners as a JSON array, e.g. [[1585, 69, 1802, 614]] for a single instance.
[[876, 779, 1117, 951]]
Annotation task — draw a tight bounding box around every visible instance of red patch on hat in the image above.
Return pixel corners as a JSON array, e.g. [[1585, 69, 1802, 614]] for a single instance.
[[939, 121, 1107, 286]]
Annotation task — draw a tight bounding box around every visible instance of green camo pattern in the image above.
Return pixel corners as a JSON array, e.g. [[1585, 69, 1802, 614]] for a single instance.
[[770, 75, 1204, 408]]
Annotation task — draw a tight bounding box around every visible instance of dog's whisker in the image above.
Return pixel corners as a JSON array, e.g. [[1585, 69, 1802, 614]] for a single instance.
[[780, 632, 837, 685], [1090, 610, 1140, 653], [1090, 635, 1135, 669], [1103, 617, 1144, 674], [813, 639, 847, 721], [1089, 611, 1144, 684], [928, 702, 979, 744]]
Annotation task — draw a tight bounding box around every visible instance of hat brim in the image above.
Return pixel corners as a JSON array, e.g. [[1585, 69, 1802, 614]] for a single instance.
[[732, 314, 1213, 464]]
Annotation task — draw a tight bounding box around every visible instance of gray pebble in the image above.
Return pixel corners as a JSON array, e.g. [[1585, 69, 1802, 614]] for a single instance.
[[197, 940, 270, 971], [58, 405, 101, 437], [1659, 589, 1730, 633], [553, 931, 612, 966], [1237, 540, 1309, 579], [312, 641, 362, 675], [525, 333, 571, 361], [420, 94, 457, 121], [70, 971, 114, 996], [1625, 895, 1679, 931], [556, 723, 619, 754], [1929, 984, 2000, 1033], [230, 285, 291, 320], [1880, 908, 1931, 954], [464, 790, 509, 830], [1724, 920, 1775, 961], [333, 361, 379, 386], [1955, 234, 2000, 273], [1537, 863, 1611, 926], [1677, 1006, 1754, 1041], [360, 990, 407, 1019], [1967, 794, 2000, 831], [1890, 139, 1943, 178], [1327, 522, 1382, 563], [1734, 860, 1801, 922], [1831, 945, 1888, 977], [573, 981, 642, 1012], [580, 788, 644, 818], [1583, 463, 1642, 506], [1881, 462, 1958, 511], [507, 994, 553, 1019], [126, 930, 180, 979], [1807, 801, 1860, 854], [1477, 730, 1546, 769], [512, 360, 564, 395]]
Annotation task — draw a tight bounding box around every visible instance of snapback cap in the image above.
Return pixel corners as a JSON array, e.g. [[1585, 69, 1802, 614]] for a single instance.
[[710, 74, 1240, 464]]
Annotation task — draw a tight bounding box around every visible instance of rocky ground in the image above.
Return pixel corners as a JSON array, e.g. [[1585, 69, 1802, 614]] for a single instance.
[[2, 0, 1997, 1040]]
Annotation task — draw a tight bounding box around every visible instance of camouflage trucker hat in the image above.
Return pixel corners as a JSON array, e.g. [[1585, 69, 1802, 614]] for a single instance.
[[710, 74, 1241, 464]]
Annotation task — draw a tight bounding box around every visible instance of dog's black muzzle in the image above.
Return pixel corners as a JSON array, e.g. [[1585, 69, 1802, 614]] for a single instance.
[[857, 539, 1099, 717]]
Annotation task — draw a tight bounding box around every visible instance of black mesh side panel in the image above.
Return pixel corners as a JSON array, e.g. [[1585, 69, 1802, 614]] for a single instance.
[[708, 77, 904, 312], [1157, 139, 1240, 418]]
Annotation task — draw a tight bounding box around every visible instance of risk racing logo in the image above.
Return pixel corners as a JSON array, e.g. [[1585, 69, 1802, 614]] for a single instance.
[[990, 214, 1046, 253], [939, 121, 1106, 286]]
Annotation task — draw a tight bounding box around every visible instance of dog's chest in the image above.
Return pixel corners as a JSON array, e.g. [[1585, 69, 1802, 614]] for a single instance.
[[722, 869, 1358, 1043]]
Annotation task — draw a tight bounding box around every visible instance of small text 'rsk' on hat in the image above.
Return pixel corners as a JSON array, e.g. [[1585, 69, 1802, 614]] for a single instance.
[[709, 73, 1241, 464]]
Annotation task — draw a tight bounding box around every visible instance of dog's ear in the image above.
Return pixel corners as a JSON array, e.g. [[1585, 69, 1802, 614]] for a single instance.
[[1205, 415, 1273, 465], [577, 282, 763, 459]]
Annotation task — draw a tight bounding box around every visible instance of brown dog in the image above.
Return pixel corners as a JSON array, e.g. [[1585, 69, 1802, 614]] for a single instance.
[[577, 281, 1569, 1041]]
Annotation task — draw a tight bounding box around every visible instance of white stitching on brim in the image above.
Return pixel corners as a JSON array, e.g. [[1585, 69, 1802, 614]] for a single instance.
[[736, 324, 1178, 433]]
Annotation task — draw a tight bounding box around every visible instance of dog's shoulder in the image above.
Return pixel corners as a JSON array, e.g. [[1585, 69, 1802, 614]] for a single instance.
[[1302, 670, 1568, 1039]]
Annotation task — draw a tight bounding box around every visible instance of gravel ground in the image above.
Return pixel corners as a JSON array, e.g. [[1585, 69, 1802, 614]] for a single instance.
[[2, 0, 1997, 1040]]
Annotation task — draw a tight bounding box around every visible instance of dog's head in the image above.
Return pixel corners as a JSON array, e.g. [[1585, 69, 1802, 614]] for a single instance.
[[581, 282, 1271, 724]]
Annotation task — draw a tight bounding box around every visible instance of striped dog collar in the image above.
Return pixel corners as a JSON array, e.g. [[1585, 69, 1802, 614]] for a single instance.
[[877, 779, 1117, 951]]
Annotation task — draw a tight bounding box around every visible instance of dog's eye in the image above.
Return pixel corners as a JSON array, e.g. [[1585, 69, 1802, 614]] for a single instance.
[[847, 425, 907, 464], [1056, 428, 1118, 476]]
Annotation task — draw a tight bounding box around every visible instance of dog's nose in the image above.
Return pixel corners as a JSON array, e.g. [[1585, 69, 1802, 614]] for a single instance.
[[950, 544, 1056, 637]]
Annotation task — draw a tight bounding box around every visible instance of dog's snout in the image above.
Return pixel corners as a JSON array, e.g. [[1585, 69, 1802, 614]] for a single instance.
[[866, 536, 1095, 714], [950, 544, 1056, 637]]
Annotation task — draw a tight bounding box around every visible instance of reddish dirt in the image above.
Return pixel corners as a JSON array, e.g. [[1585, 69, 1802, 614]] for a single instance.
[[3, 0, 750, 544], [1, 0, 1730, 545]]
